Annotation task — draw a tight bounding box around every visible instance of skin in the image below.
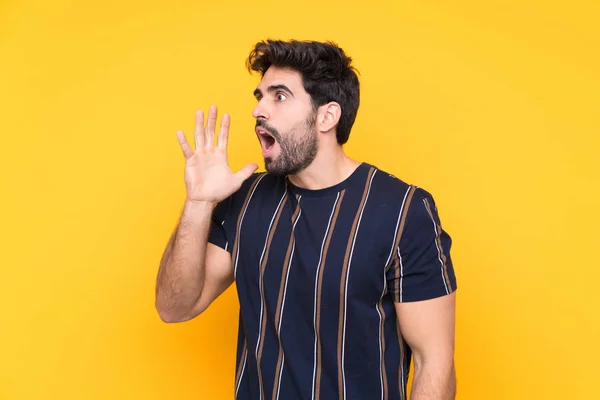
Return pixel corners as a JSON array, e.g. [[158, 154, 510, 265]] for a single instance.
[[154, 66, 456, 399], [397, 294, 457, 399]]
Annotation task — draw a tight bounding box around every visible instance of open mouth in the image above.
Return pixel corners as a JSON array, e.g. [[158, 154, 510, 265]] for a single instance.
[[256, 127, 276, 153]]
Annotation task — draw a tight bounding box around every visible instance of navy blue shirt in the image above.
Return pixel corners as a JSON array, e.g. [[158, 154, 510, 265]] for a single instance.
[[208, 162, 457, 400]]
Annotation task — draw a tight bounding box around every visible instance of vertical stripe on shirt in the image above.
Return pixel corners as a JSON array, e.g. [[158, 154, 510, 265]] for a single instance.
[[397, 248, 405, 304], [312, 190, 346, 400], [272, 196, 303, 400], [256, 192, 289, 400], [376, 296, 388, 400], [383, 186, 413, 272], [232, 174, 266, 279], [222, 220, 229, 252], [338, 167, 377, 400], [392, 186, 417, 302], [231, 175, 266, 397], [423, 198, 451, 294], [235, 340, 248, 397], [377, 184, 413, 398], [376, 182, 413, 400]]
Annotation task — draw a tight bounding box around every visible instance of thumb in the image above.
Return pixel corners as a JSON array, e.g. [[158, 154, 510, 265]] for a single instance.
[[235, 163, 259, 184]]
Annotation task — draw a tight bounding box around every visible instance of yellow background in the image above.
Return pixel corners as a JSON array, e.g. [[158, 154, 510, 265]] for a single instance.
[[1, 0, 599, 399]]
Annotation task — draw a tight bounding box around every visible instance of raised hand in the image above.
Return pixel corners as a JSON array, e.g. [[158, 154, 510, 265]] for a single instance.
[[177, 106, 258, 204]]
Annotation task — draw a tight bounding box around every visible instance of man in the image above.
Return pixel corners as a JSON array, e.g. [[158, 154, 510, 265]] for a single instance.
[[155, 39, 457, 400]]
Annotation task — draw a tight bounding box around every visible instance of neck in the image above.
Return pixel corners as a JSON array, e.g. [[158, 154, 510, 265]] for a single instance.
[[287, 144, 361, 190]]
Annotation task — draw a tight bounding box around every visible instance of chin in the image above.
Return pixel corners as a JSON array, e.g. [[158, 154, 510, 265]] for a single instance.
[[263, 157, 274, 171], [264, 158, 285, 176]]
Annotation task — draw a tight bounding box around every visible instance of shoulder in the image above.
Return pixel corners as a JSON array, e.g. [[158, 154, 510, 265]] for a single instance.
[[370, 166, 412, 194], [365, 164, 441, 220], [222, 171, 287, 212], [233, 171, 284, 198], [367, 164, 428, 203]]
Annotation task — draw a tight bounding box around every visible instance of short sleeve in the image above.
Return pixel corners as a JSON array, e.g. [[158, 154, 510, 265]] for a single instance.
[[206, 172, 265, 255], [386, 188, 457, 302], [207, 196, 233, 253]]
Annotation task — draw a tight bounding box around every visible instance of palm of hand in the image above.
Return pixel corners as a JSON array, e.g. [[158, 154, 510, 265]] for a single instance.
[[177, 106, 257, 204]]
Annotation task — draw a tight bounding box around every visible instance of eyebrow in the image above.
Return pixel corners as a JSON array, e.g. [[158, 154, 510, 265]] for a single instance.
[[253, 84, 295, 99]]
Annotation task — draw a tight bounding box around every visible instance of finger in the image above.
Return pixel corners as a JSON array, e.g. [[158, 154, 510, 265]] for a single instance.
[[205, 105, 217, 147], [194, 110, 205, 149], [235, 163, 258, 185], [217, 113, 230, 151], [177, 130, 194, 160]]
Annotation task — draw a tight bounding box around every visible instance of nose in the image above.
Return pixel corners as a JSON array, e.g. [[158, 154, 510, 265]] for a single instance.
[[252, 99, 269, 120]]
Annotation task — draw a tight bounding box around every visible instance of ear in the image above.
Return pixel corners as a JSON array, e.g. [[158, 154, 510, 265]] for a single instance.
[[317, 102, 341, 133]]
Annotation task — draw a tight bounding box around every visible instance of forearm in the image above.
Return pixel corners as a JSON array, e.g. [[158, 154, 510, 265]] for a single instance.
[[155, 200, 216, 322], [410, 360, 456, 400]]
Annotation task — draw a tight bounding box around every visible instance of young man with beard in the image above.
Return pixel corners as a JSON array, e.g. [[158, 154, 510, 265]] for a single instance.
[[155, 40, 458, 400]]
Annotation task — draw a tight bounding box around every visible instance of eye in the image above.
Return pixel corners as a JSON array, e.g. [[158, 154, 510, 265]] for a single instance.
[[276, 92, 287, 101]]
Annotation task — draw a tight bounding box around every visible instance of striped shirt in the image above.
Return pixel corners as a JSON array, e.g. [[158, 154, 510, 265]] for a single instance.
[[208, 162, 457, 400]]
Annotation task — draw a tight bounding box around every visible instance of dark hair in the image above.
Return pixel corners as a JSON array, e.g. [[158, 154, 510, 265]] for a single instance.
[[246, 39, 360, 145]]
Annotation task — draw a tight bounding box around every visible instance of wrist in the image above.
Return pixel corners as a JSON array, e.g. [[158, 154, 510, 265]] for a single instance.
[[184, 198, 218, 212], [181, 199, 218, 224]]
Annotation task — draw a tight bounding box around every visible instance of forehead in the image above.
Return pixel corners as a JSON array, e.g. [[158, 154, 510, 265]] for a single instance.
[[257, 67, 305, 93]]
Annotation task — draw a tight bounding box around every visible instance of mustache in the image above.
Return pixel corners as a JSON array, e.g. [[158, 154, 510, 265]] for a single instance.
[[255, 119, 281, 140]]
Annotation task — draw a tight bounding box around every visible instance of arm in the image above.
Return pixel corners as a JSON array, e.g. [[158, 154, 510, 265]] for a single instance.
[[395, 293, 456, 400], [387, 187, 458, 399], [155, 200, 234, 323], [154, 106, 257, 323]]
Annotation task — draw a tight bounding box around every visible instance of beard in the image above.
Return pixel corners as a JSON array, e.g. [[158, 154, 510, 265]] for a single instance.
[[257, 112, 318, 176]]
